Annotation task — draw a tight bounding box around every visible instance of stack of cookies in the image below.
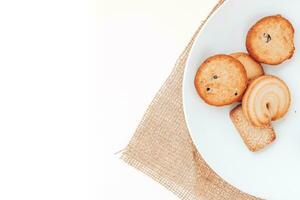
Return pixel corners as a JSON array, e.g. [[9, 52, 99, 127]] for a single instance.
[[194, 15, 294, 152]]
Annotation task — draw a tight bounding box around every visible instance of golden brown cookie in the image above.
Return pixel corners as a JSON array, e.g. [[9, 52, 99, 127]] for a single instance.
[[230, 52, 264, 83], [194, 54, 247, 106], [246, 15, 295, 65], [230, 105, 276, 152], [242, 75, 291, 127]]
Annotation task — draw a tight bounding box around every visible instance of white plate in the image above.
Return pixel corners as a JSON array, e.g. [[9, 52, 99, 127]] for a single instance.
[[183, 0, 300, 199]]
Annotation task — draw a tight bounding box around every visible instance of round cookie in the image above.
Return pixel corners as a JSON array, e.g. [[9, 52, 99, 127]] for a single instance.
[[194, 54, 248, 106], [242, 75, 291, 127], [246, 15, 295, 65], [230, 52, 264, 83]]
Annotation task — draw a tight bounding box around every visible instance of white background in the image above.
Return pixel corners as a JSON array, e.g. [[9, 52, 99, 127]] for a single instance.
[[0, 0, 216, 199]]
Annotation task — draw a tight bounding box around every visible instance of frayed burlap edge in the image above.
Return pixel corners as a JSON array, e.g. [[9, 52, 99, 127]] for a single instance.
[[121, 1, 263, 199]]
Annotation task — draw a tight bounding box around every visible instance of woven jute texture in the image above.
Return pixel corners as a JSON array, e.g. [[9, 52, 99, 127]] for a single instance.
[[122, 1, 262, 199]]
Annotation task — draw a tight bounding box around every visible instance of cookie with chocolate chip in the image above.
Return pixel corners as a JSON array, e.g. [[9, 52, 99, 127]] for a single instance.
[[246, 15, 295, 65], [194, 54, 247, 106]]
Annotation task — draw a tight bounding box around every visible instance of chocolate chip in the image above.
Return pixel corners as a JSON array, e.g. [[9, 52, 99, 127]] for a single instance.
[[213, 75, 218, 79], [207, 88, 210, 91], [263, 33, 272, 43], [235, 92, 238, 96]]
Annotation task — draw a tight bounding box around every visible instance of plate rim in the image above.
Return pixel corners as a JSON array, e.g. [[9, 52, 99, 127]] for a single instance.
[[182, 0, 255, 197]]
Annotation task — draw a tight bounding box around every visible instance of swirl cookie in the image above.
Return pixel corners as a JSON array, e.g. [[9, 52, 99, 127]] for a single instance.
[[230, 52, 264, 83], [246, 15, 295, 65], [230, 105, 276, 152], [242, 75, 291, 127], [195, 54, 247, 106]]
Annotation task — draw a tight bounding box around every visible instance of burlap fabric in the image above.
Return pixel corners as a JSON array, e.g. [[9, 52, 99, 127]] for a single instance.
[[121, 1, 262, 199]]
